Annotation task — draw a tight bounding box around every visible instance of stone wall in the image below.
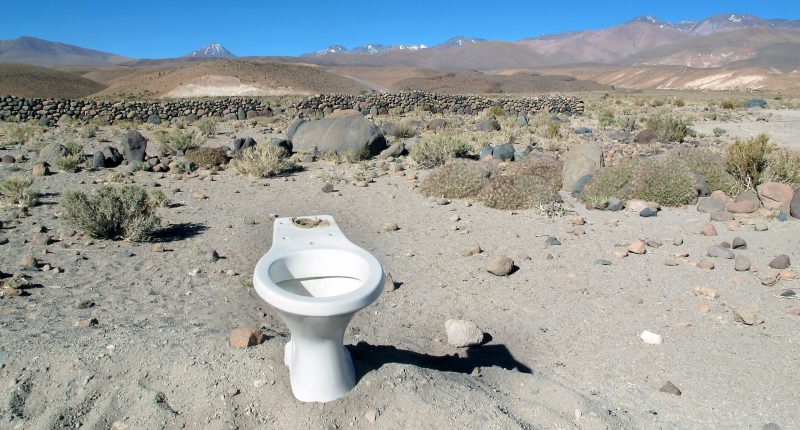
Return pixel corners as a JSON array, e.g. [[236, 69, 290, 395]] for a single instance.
[[0, 91, 584, 126], [295, 91, 584, 117]]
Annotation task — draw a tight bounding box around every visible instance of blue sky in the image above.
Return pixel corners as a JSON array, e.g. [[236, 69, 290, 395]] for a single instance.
[[1, 0, 797, 58]]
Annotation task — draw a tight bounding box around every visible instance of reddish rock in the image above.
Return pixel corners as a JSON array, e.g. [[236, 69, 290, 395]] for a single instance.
[[757, 182, 794, 211], [725, 200, 757, 214], [710, 190, 733, 205], [229, 328, 264, 349], [702, 224, 718, 236]]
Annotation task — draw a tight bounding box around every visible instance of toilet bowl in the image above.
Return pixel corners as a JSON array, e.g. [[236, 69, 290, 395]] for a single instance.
[[253, 215, 384, 402]]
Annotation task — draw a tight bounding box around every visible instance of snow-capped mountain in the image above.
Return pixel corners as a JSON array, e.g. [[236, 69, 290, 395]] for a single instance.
[[185, 43, 235, 59], [350, 43, 427, 54], [315, 45, 347, 55], [434, 36, 487, 48], [628, 15, 697, 32]]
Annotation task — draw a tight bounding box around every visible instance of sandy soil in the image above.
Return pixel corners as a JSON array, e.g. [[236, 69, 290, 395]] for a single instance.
[[694, 109, 800, 150], [1, 111, 799, 430]]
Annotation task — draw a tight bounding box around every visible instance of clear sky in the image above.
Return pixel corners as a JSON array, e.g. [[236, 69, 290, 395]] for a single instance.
[[1, 0, 797, 58]]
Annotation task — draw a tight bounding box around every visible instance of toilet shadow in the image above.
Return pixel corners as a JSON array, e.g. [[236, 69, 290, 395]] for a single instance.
[[347, 341, 532, 382]]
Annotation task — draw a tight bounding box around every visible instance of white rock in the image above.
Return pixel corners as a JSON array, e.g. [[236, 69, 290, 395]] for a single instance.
[[640, 330, 662, 345], [445, 319, 484, 347]]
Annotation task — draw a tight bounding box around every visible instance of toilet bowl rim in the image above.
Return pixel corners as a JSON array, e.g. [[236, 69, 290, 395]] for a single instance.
[[253, 245, 384, 317]]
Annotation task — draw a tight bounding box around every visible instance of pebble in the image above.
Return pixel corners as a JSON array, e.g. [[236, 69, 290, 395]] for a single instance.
[[640, 330, 662, 345], [694, 287, 718, 299], [673, 237, 684, 246], [734, 254, 751, 272], [664, 259, 679, 266], [778, 269, 795, 280], [567, 215, 585, 225], [321, 183, 334, 193], [646, 239, 662, 248], [31, 232, 52, 246], [697, 260, 715, 270], [768, 255, 790, 269], [594, 259, 611, 265], [659, 381, 682, 396], [152, 244, 165, 252], [731, 237, 747, 249], [383, 272, 396, 292], [435, 198, 450, 205], [118, 249, 134, 258], [639, 207, 657, 217], [707, 246, 734, 259], [627, 240, 646, 254], [698, 303, 711, 314], [613, 249, 629, 258], [733, 305, 764, 325], [74, 299, 95, 309], [545, 236, 561, 246], [253, 380, 267, 388], [461, 243, 482, 257], [382, 222, 399, 232], [192, 192, 207, 200], [32, 163, 49, 176], [207, 249, 219, 262], [445, 319, 484, 347], [74, 318, 99, 328], [754, 221, 769, 231], [229, 328, 264, 349], [449, 214, 460, 222], [702, 224, 718, 236], [364, 409, 379, 423], [568, 227, 585, 236], [18, 255, 37, 269], [761, 273, 778, 286], [486, 255, 514, 276]]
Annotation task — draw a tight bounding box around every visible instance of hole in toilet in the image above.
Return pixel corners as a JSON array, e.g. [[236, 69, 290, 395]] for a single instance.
[[292, 217, 330, 228], [276, 276, 362, 297]]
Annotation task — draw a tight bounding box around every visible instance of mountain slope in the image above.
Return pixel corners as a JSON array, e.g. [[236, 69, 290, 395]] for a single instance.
[[186, 43, 235, 58], [0, 36, 130, 67], [0, 63, 105, 98]]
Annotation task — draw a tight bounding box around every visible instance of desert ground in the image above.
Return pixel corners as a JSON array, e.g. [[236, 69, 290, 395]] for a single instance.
[[1, 91, 799, 430]]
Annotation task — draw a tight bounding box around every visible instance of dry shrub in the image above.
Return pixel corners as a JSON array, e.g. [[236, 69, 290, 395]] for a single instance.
[[154, 129, 204, 154], [676, 149, 742, 196], [629, 156, 699, 206], [724, 133, 773, 189], [61, 186, 166, 241], [232, 144, 297, 178], [580, 161, 636, 208], [765, 148, 800, 187], [409, 134, 472, 168], [419, 159, 495, 199], [0, 175, 40, 208], [186, 147, 228, 168], [195, 117, 219, 137], [503, 154, 563, 189], [478, 175, 560, 210], [645, 113, 691, 143]]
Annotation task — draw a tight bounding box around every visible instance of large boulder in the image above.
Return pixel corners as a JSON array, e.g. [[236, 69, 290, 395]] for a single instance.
[[288, 115, 387, 157], [101, 146, 123, 167], [757, 182, 794, 211], [38, 142, 68, 162], [122, 130, 148, 162], [561, 143, 603, 192], [791, 188, 800, 219]]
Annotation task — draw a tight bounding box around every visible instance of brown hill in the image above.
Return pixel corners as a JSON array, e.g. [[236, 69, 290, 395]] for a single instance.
[[519, 21, 691, 64], [83, 59, 369, 98], [0, 63, 105, 98], [0, 36, 130, 67]]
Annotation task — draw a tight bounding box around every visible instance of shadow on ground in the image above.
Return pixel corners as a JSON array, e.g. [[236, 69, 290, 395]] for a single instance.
[[348, 341, 532, 382], [153, 222, 208, 242]]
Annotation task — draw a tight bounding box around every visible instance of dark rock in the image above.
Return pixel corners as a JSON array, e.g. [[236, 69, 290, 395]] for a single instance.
[[426, 118, 447, 131], [659, 381, 682, 396], [475, 117, 500, 132], [237, 107, 246, 121], [571, 174, 593, 198], [101, 146, 123, 167], [768, 255, 790, 269], [639, 207, 657, 217], [545, 236, 561, 246], [146, 114, 161, 125], [91, 151, 105, 169], [697, 197, 725, 213], [269, 138, 292, 153], [233, 138, 245, 151], [1, 155, 15, 164], [693, 171, 707, 196], [122, 130, 147, 162], [289, 115, 387, 157], [492, 143, 514, 161], [207, 249, 219, 262], [606, 197, 624, 211], [791, 188, 800, 219], [223, 112, 238, 121], [732, 237, 747, 249], [746, 98, 767, 109], [479, 144, 493, 160], [574, 127, 592, 134], [635, 129, 656, 144]]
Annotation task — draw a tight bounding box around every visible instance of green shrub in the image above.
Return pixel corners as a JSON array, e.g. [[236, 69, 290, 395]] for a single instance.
[[186, 147, 228, 168], [1, 122, 45, 149], [154, 129, 204, 154], [598, 109, 615, 128], [80, 123, 98, 139], [672, 99, 685, 107], [419, 159, 495, 199], [651, 99, 666, 107], [618, 115, 637, 132], [712, 127, 726, 137], [645, 113, 691, 142], [478, 174, 560, 210], [720, 100, 737, 109], [195, 117, 219, 137], [629, 156, 699, 206], [580, 161, 637, 208], [232, 144, 297, 178], [53, 141, 84, 172], [503, 154, 563, 189], [409, 134, 472, 168], [765, 148, 800, 187], [677, 149, 742, 196], [724, 133, 773, 189], [0, 175, 40, 208], [61, 186, 165, 241]]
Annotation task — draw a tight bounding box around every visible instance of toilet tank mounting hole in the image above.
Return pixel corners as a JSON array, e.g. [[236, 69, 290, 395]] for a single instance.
[[292, 217, 330, 228]]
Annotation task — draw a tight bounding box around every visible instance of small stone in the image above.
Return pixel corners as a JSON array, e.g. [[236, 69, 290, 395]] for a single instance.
[[445, 319, 484, 347], [486, 255, 514, 276], [568, 227, 585, 236], [697, 260, 715, 270], [694, 286, 718, 299], [698, 303, 711, 314], [594, 259, 612, 265], [74, 318, 99, 328], [192, 192, 207, 200], [754, 221, 769, 231], [673, 237, 684, 246], [32, 163, 49, 176], [659, 381, 682, 396], [364, 409, 379, 423], [769, 255, 790, 269], [780, 290, 796, 298], [383, 272, 396, 292], [31, 232, 52, 246], [1, 286, 23, 298], [545, 236, 561, 246], [253, 380, 267, 388], [761, 273, 778, 286], [74, 299, 95, 309], [702, 224, 718, 236], [606, 197, 624, 211], [778, 269, 795, 281], [449, 214, 460, 222], [733, 304, 764, 325], [613, 249, 629, 258], [664, 259, 679, 266], [435, 198, 450, 205], [710, 211, 735, 222], [382, 222, 399, 232], [152, 244, 165, 252], [734, 254, 751, 272], [645, 239, 662, 248], [461, 243, 482, 257], [567, 215, 585, 225], [229, 328, 264, 349], [707, 246, 734, 259], [18, 255, 37, 269], [639, 207, 657, 217], [118, 249, 134, 258], [207, 249, 219, 262], [640, 330, 662, 345], [321, 183, 334, 193], [627, 240, 646, 254], [726, 220, 741, 230], [732, 237, 747, 249]]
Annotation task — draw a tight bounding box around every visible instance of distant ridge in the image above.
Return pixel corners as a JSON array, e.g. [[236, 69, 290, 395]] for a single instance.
[[186, 43, 235, 59]]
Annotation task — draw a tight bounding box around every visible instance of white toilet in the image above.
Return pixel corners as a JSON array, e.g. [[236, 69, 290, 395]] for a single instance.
[[253, 215, 384, 402]]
